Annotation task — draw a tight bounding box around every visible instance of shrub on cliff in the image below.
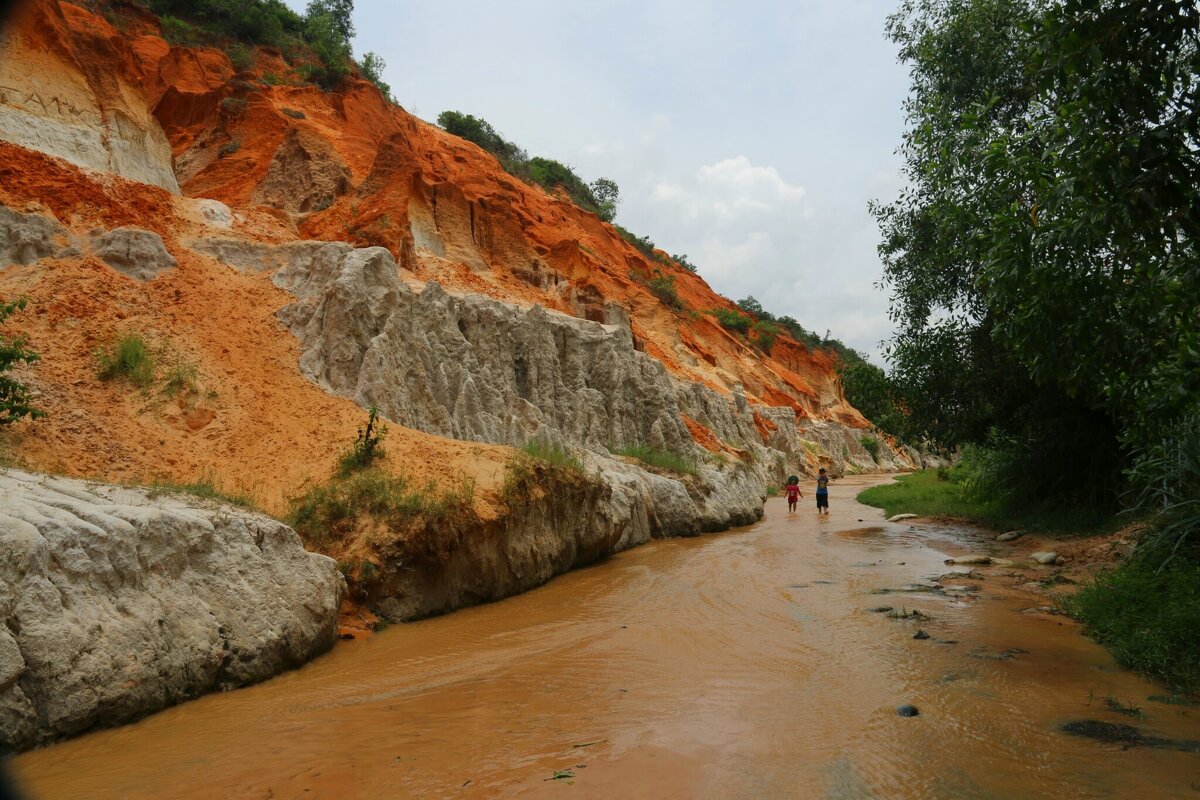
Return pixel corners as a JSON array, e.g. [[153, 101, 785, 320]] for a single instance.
[[288, 469, 476, 557], [337, 406, 388, 476], [751, 320, 779, 355], [437, 111, 530, 175], [357, 52, 392, 102], [149, 0, 305, 49], [711, 308, 751, 336], [436, 111, 620, 222], [0, 298, 44, 425]]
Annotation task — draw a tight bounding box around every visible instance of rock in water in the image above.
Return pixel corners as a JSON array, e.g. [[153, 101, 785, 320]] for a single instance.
[[1031, 551, 1059, 565], [944, 555, 992, 565], [888, 513, 919, 522], [913, 630, 931, 640], [897, 705, 920, 717], [0, 469, 344, 751], [996, 530, 1024, 542]]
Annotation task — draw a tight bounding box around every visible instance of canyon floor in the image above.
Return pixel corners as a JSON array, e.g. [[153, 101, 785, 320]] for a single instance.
[[11, 476, 1199, 799]]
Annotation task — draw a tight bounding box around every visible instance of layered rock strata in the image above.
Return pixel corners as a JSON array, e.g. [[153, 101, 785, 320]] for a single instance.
[[0, 470, 344, 751]]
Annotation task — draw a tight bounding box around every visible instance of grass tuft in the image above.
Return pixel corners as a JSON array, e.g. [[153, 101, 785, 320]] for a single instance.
[[1068, 550, 1200, 693], [613, 445, 697, 476], [287, 468, 473, 552], [143, 477, 259, 511], [96, 333, 157, 387]]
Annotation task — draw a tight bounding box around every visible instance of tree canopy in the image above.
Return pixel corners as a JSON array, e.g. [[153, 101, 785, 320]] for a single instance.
[[875, 0, 1199, 509]]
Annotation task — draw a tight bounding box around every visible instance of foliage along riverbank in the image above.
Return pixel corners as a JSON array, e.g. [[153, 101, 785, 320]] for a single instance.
[[859, 468, 1200, 694]]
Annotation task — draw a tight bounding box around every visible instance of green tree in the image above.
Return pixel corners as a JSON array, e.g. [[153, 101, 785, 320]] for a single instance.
[[0, 298, 44, 425], [358, 51, 392, 101], [838, 359, 908, 442], [873, 0, 1200, 508], [305, 0, 354, 42], [589, 178, 619, 222]]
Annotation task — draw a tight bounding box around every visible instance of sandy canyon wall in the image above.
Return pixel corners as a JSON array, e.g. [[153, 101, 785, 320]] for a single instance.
[[0, 0, 915, 746]]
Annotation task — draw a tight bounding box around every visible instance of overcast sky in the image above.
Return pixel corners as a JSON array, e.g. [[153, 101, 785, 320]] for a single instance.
[[297, 1, 912, 362]]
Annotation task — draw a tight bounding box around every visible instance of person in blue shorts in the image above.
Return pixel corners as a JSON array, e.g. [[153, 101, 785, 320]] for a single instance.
[[816, 468, 830, 515]]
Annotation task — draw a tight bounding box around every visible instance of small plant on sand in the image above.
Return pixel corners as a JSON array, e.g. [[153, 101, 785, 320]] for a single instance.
[[218, 139, 242, 158], [160, 360, 199, 399], [0, 297, 44, 425], [281, 106, 306, 118], [96, 332, 157, 388], [338, 406, 388, 476]]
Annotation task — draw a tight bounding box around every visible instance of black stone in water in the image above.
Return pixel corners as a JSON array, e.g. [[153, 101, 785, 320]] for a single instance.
[[913, 630, 931, 640], [897, 705, 920, 717]]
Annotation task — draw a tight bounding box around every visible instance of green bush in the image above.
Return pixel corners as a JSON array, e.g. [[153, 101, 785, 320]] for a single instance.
[[218, 140, 241, 158], [0, 298, 43, 425], [226, 43, 254, 71], [711, 308, 751, 335], [645, 270, 682, 311], [159, 15, 197, 44], [672, 253, 698, 273], [337, 406, 387, 476], [751, 320, 779, 354], [219, 96, 247, 117], [437, 111, 530, 175], [857, 469, 1117, 535], [528, 157, 605, 216], [1069, 547, 1200, 692], [96, 333, 156, 388], [357, 51, 393, 102], [281, 107, 305, 118], [288, 468, 472, 550], [860, 434, 881, 463], [149, 0, 305, 49], [614, 225, 661, 260], [613, 445, 697, 476]]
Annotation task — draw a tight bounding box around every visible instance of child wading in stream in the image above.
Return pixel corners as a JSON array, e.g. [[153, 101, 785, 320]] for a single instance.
[[783, 476, 803, 512], [816, 468, 830, 515]]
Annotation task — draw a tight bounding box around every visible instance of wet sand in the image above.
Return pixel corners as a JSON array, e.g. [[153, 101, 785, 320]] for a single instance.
[[12, 476, 1200, 798]]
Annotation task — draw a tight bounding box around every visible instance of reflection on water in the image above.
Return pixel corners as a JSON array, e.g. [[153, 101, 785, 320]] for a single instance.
[[13, 477, 1200, 799]]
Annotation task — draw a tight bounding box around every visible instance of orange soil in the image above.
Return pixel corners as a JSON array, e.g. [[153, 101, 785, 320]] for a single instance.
[[1, 0, 871, 517]]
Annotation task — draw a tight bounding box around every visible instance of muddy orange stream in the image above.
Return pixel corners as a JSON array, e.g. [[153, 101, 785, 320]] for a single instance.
[[12, 477, 1200, 798]]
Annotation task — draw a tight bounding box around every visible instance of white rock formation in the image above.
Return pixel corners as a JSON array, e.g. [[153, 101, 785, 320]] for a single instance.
[[0, 207, 70, 267], [89, 227, 177, 281], [0, 470, 344, 751]]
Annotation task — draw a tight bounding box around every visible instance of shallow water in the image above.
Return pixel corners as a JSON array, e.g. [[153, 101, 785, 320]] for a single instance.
[[12, 476, 1200, 798]]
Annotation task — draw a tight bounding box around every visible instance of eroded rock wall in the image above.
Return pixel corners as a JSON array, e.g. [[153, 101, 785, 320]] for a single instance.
[[0, 470, 344, 751]]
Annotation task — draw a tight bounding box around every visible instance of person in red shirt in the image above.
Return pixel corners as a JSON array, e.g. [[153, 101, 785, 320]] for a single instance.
[[783, 476, 803, 512]]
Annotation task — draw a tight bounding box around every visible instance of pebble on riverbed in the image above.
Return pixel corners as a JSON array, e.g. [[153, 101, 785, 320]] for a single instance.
[[913, 630, 931, 640], [897, 705, 920, 717]]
